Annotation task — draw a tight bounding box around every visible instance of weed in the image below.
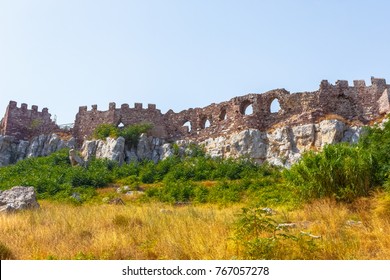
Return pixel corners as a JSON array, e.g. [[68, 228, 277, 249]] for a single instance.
[[112, 214, 130, 227], [0, 242, 14, 260]]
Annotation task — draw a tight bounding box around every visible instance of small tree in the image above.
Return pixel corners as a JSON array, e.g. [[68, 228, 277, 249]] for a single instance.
[[92, 124, 119, 140], [119, 123, 153, 148]]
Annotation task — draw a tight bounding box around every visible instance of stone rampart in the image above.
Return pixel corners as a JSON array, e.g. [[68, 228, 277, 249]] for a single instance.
[[2, 77, 390, 144], [0, 101, 59, 141]]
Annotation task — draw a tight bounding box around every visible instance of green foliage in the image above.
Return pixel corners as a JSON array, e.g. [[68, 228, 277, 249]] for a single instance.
[[92, 123, 153, 148], [0, 149, 105, 201], [358, 119, 390, 185], [120, 123, 153, 148], [285, 143, 374, 202], [93, 124, 119, 140], [233, 207, 300, 259], [0, 142, 284, 205]]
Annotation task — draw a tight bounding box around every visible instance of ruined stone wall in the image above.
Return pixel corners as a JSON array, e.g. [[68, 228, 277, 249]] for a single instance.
[[72, 77, 390, 144], [0, 101, 59, 141], [3, 77, 389, 144], [72, 102, 167, 143], [162, 77, 390, 142]]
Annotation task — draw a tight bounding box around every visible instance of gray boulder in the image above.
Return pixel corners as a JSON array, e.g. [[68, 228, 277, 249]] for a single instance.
[[0, 186, 40, 213]]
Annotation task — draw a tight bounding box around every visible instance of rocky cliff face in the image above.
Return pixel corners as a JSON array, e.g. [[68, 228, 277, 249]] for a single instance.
[[0, 134, 75, 167], [170, 119, 362, 167], [0, 119, 366, 168], [78, 119, 363, 167]]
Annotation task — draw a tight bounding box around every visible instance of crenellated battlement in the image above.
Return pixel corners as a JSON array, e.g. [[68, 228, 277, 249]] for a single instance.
[[2, 77, 390, 144], [0, 101, 59, 140], [72, 101, 164, 142], [6, 101, 50, 115], [320, 78, 387, 91], [78, 102, 159, 113]]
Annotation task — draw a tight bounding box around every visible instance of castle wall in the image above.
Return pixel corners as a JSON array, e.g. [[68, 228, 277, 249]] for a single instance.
[[0, 101, 59, 141], [2, 77, 389, 144], [72, 102, 167, 143]]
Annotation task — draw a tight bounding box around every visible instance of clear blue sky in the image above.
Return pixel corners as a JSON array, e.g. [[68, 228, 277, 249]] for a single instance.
[[1, 0, 389, 124]]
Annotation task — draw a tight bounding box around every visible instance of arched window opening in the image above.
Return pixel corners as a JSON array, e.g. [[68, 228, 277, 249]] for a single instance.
[[219, 108, 227, 121], [245, 104, 253, 115], [182, 121, 192, 133], [270, 98, 281, 113], [204, 119, 211, 128], [239, 100, 254, 115], [200, 116, 211, 129]]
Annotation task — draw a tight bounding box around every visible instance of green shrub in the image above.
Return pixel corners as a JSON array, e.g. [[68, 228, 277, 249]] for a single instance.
[[358, 118, 390, 185], [233, 207, 298, 259], [120, 123, 153, 148], [285, 143, 374, 201], [93, 124, 119, 140]]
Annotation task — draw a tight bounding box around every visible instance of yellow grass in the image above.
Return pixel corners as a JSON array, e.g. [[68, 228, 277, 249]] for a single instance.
[[1, 191, 390, 260], [0, 202, 241, 260], [283, 194, 390, 259]]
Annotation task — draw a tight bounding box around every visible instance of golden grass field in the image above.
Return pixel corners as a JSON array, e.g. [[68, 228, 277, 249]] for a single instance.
[[1, 188, 390, 260]]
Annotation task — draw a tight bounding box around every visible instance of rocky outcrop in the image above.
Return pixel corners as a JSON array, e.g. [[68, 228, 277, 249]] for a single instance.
[[0, 136, 15, 166], [77, 119, 364, 167], [0, 134, 75, 167], [0, 186, 40, 213], [201, 120, 362, 167], [162, 119, 364, 167], [81, 137, 126, 164], [80, 134, 165, 164], [69, 149, 86, 166]]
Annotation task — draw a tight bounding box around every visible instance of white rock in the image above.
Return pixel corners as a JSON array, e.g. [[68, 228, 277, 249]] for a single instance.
[[0, 186, 40, 213]]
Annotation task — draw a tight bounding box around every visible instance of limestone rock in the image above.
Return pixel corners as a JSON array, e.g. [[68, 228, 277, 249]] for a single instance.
[[136, 134, 164, 163], [69, 149, 85, 167], [229, 129, 268, 161], [160, 143, 175, 160], [80, 140, 98, 162], [0, 186, 40, 213], [291, 124, 315, 151], [95, 137, 125, 164], [159, 119, 363, 167], [0, 134, 75, 167], [81, 137, 126, 164], [0, 136, 15, 167], [16, 141, 29, 162], [315, 119, 346, 147]]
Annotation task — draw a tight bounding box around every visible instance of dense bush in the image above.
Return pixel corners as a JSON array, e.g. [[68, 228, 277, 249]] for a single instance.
[[120, 123, 153, 148], [285, 143, 374, 201], [93, 124, 119, 140], [0, 146, 284, 204], [358, 119, 390, 185], [233, 207, 301, 259], [92, 123, 152, 148], [0, 149, 111, 201]]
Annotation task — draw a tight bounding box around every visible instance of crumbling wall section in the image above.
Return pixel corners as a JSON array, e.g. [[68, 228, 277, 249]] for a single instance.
[[72, 102, 166, 143], [72, 78, 390, 144], [3, 77, 389, 144], [0, 101, 58, 141]]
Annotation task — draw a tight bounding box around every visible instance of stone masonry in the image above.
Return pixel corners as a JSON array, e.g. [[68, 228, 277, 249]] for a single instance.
[[1, 77, 390, 145], [0, 101, 59, 141], [72, 77, 390, 144]]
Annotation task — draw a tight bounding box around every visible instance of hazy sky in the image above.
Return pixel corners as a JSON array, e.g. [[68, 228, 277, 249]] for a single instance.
[[1, 0, 390, 124]]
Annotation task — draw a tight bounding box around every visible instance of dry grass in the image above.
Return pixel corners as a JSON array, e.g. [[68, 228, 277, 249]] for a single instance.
[[283, 193, 390, 259], [0, 201, 241, 260], [1, 192, 390, 260]]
